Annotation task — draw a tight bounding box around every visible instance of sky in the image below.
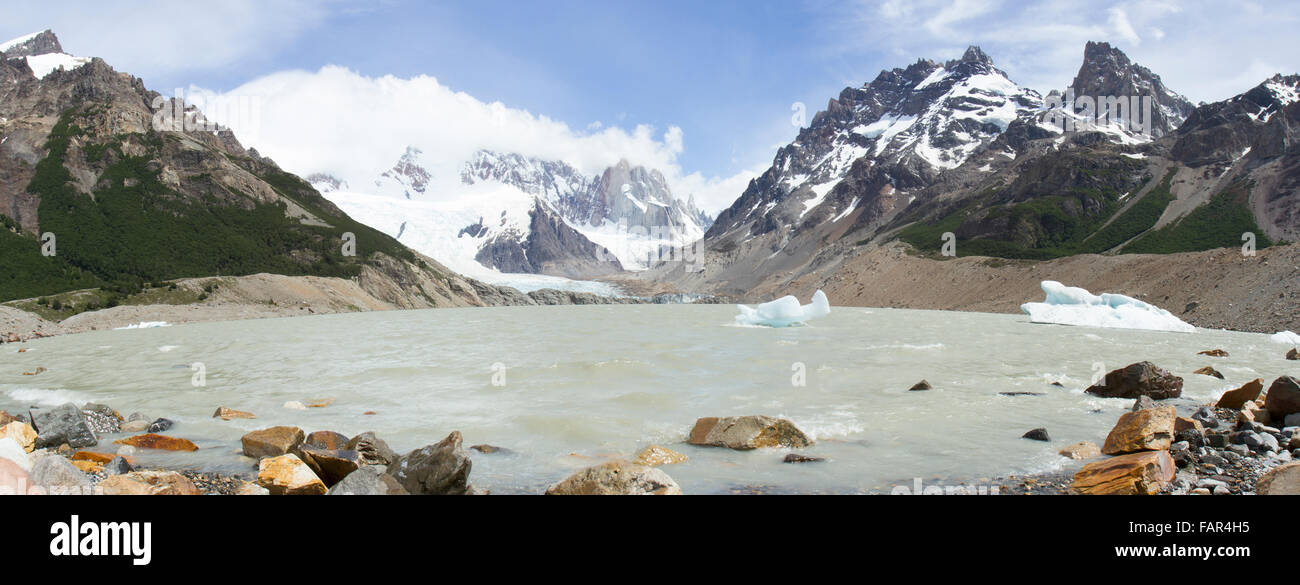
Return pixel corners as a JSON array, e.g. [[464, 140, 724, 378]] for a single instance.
[[4, 0, 1300, 213]]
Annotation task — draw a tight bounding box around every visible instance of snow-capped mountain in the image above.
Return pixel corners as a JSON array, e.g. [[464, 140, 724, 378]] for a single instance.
[[707, 46, 1043, 248], [316, 149, 712, 280], [0, 30, 90, 79]]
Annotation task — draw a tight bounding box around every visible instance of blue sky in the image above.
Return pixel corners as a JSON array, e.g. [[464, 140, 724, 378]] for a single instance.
[[5, 0, 1300, 212]]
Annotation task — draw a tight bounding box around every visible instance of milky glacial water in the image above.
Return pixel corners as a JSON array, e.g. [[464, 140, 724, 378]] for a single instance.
[[2, 305, 1295, 494]]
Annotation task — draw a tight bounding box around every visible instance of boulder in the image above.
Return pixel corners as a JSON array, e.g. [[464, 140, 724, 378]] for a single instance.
[[385, 431, 472, 495], [1265, 376, 1300, 420], [328, 466, 409, 495], [687, 416, 813, 450], [0, 411, 23, 426], [1102, 406, 1176, 455], [1256, 461, 1300, 495], [297, 448, 361, 487], [1058, 441, 1102, 460], [1174, 417, 1204, 434], [28, 453, 92, 494], [346, 432, 398, 466], [121, 420, 149, 433], [1071, 451, 1176, 495], [1084, 362, 1182, 400], [241, 426, 305, 459], [1131, 396, 1157, 411], [1192, 406, 1220, 429], [302, 430, 349, 451], [632, 445, 688, 467], [212, 406, 256, 421], [782, 453, 825, 463], [257, 454, 327, 495], [1287, 348, 1298, 360], [1198, 349, 1229, 357], [104, 456, 132, 476], [29, 403, 97, 449], [235, 482, 270, 496], [1193, 366, 1224, 380], [545, 460, 682, 495], [81, 404, 121, 434], [1217, 379, 1265, 409], [113, 433, 198, 452], [146, 418, 173, 433], [1022, 428, 1051, 442], [908, 380, 932, 391], [0, 421, 36, 453], [0, 438, 29, 471], [99, 471, 200, 495]]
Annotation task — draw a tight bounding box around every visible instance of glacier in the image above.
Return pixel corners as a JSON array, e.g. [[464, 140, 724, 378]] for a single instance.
[[1271, 331, 1300, 346], [735, 290, 831, 328], [1020, 281, 1196, 333]]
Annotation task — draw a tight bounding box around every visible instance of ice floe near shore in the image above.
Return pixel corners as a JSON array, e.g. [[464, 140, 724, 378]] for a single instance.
[[1020, 281, 1195, 333], [735, 290, 831, 328], [114, 322, 171, 330], [1272, 331, 1300, 345]]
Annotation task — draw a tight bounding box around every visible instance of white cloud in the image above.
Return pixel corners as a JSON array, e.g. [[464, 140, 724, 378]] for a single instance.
[[1106, 7, 1141, 46], [191, 66, 756, 214]]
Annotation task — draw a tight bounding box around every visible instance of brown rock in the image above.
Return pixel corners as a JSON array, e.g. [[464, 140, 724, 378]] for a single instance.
[[1193, 366, 1224, 379], [632, 445, 688, 467], [1256, 462, 1300, 495], [304, 398, 335, 408], [1072, 451, 1176, 495], [71, 451, 136, 465], [1198, 349, 1229, 357], [99, 471, 200, 495], [0, 411, 24, 426], [302, 430, 349, 450], [346, 432, 397, 466], [1085, 362, 1183, 400], [71, 460, 102, 474], [212, 406, 256, 421], [687, 415, 813, 450], [297, 448, 361, 487], [257, 454, 327, 495], [1058, 441, 1102, 460], [908, 380, 932, 391], [545, 460, 682, 495], [1102, 406, 1175, 455], [235, 482, 270, 496], [1174, 417, 1203, 434], [0, 422, 36, 453], [1287, 348, 1298, 361], [113, 433, 199, 452], [241, 426, 304, 459], [1264, 376, 1300, 420], [1217, 379, 1265, 409]]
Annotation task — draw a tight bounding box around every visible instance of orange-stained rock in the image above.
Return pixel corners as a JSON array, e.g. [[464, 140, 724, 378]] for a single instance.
[[1193, 366, 1224, 379], [633, 445, 689, 467], [72, 451, 137, 465], [1174, 417, 1203, 434], [1198, 349, 1229, 357], [241, 426, 304, 459], [0, 422, 36, 453], [212, 406, 256, 421], [71, 460, 102, 473], [257, 454, 326, 495], [687, 415, 812, 450], [113, 433, 199, 452], [304, 398, 335, 408], [99, 471, 200, 495], [1102, 406, 1175, 455], [1071, 451, 1176, 495], [1216, 379, 1264, 409]]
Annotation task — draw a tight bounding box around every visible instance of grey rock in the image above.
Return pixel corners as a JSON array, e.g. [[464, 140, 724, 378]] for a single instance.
[[1022, 428, 1051, 442], [1285, 413, 1300, 427], [1192, 406, 1219, 428], [346, 432, 398, 466], [147, 418, 173, 433], [29, 404, 97, 449], [1201, 453, 1229, 467], [80, 408, 120, 435], [1212, 484, 1232, 496], [1228, 444, 1251, 457], [1084, 362, 1183, 400], [385, 431, 472, 495], [327, 466, 408, 495], [29, 453, 92, 494], [1244, 432, 1279, 453], [104, 456, 132, 476], [1131, 396, 1158, 411]]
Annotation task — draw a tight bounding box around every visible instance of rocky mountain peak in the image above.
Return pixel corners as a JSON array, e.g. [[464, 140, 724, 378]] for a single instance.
[[947, 45, 994, 71], [1067, 41, 1195, 137], [375, 146, 430, 199], [0, 30, 63, 58]]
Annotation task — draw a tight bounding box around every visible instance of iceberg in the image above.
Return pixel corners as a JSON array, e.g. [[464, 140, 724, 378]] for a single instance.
[[735, 290, 831, 328], [1020, 281, 1195, 333], [1271, 331, 1300, 346], [114, 321, 172, 330]]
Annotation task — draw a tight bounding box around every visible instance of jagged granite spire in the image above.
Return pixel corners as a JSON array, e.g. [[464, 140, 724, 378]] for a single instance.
[[0, 30, 63, 58], [1067, 41, 1195, 137]]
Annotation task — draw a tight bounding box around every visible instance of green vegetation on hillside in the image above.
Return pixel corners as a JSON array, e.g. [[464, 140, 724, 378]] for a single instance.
[[1076, 170, 1177, 254], [0, 106, 422, 303], [1123, 184, 1272, 254]]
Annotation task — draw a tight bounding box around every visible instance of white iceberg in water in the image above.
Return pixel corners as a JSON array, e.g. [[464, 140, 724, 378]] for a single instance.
[[1020, 281, 1195, 333], [735, 290, 831, 328], [1271, 331, 1300, 345]]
